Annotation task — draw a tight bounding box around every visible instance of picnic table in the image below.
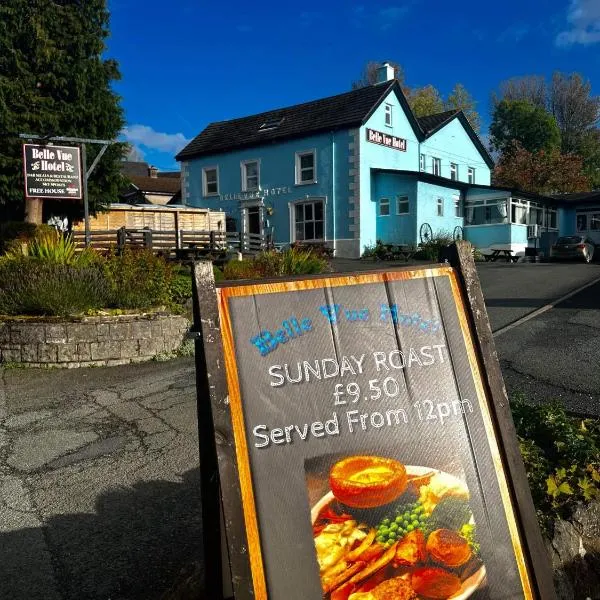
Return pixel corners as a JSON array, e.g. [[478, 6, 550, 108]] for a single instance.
[[484, 247, 519, 263]]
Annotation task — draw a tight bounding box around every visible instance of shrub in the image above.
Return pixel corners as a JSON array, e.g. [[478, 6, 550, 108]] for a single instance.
[[0, 258, 109, 316], [414, 231, 454, 261], [169, 273, 193, 305], [0, 222, 55, 254], [511, 395, 600, 533], [222, 248, 329, 280], [103, 248, 172, 310], [290, 242, 334, 258], [362, 240, 418, 261]]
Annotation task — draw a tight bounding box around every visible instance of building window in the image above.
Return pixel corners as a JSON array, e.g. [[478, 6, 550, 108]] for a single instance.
[[202, 167, 219, 196], [241, 160, 259, 191], [432, 157, 441, 177], [546, 209, 558, 229], [453, 195, 462, 217], [450, 163, 458, 181], [295, 150, 316, 184], [466, 198, 509, 225], [384, 104, 393, 127], [437, 198, 444, 216], [510, 198, 528, 224], [379, 198, 390, 216], [294, 200, 324, 241], [577, 214, 588, 231], [396, 196, 409, 215], [420, 154, 425, 171], [467, 167, 475, 184], [591, 214, 600, 231]]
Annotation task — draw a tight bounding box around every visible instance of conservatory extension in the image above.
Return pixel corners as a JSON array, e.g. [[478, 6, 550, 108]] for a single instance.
[[463, 190, 559, 256]]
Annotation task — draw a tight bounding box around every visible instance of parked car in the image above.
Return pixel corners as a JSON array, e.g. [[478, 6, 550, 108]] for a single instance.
[[550, 235, 595, 263]]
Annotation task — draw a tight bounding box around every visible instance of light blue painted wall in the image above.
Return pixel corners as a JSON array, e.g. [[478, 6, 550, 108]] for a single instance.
[[464, 224, 528, 248], [420, 119, 491, 185], [416, 181, 463, 238], [359, 88, 420, 247], [183, 130, 353, 246], [371, 173, 417, 244]]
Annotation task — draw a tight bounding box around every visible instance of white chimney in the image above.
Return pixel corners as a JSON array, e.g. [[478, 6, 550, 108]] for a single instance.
[[376, 62, 395, 83], [149, 165, 158, 178]]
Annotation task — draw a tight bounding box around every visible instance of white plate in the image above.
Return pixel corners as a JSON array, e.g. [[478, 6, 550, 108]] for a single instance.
[[310, 465, 486, 600]]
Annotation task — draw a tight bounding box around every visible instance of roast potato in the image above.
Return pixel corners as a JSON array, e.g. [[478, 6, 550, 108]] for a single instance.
[[411, 566, 461, 599], [426, 529, 472, 568]]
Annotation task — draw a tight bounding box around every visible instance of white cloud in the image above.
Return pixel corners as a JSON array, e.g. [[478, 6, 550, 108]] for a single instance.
[[121, 125, 190, 154], [556, 0, 600, 46], [125, 144, 145, 161]]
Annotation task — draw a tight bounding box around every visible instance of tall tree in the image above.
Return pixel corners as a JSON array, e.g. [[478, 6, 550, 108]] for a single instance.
[[550, 72, 600, 153], [495, 75, 547, 109], [577, 129, 600, 189], [0, 0, 126, 222], [408, 85, 444, 117], [493, 142, 590, 194], [490, 99, 561, 155], [446, 83, 480, 132]]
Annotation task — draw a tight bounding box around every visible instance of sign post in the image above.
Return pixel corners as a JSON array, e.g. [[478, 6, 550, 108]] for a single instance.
[[20, 134, 113, 243], [192, 243, 556, 600]]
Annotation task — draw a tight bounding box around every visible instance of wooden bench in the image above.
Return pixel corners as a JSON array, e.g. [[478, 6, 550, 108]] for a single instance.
[[484, 248, 519, 263]]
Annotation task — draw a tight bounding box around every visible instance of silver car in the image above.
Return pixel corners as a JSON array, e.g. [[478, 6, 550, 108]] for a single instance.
[[550, 235, 595, 263]]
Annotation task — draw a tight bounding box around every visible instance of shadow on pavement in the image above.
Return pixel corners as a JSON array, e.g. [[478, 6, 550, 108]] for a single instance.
[[1, 468, 204, 600]]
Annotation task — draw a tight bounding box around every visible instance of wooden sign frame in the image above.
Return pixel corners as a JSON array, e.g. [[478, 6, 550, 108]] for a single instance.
[[191, 241, 556, 599]]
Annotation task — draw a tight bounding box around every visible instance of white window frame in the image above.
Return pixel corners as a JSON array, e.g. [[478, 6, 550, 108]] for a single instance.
[[450, 163, 458, 181], [432, 157, 441, 177], [577, 213, 588, 232], [465, 197, 510, 226], [453, 195, 462, 218], [295, 149, 317, 185], [291, 198, 325, 241], [467, 167, 475, 184], [241, 159, 260, 192], [437, 197, 444, 217], [396, 195, 409, 215], [202, 166, 219, 197], [420, 153, 426, 171], [379, 198, 390, 216], [384, 104, 393, 127]]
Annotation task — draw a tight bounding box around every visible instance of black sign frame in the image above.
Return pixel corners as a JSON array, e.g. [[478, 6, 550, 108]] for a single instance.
[[22, 143, 83, 200], [192, 242, 556, 600]]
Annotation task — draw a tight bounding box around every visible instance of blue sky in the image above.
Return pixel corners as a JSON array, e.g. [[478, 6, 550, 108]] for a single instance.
[[108, 0, 600, 171]]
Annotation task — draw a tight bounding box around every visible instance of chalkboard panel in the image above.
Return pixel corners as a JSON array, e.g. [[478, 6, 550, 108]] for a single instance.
[[207, 265, 541, 600]]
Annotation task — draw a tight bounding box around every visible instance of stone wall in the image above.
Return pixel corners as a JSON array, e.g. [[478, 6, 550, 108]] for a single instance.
[[0, 314, 190, 368]]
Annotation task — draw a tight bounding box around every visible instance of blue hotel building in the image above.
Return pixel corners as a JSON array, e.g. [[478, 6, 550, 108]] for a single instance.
[[177, 64, 597, 258]]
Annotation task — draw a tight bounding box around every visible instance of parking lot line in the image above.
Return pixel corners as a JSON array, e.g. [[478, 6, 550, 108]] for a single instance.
[[493, 274, 600, 338]]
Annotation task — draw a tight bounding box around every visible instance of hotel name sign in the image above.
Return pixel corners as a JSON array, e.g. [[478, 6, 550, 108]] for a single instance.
[[366, 128, 407, 152], [219, 186, 292, 202]]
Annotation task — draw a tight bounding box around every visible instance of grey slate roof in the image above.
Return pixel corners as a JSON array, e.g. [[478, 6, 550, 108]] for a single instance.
[[176, 81, 494, 169], [417, 110, 459, 135], [176, 81, 401, 160], [121, 160, 150, 177], [549, 191, 600, 203]]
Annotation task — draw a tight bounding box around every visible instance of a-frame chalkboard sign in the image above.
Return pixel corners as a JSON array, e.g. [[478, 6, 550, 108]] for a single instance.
[[191, 241, 556, 600]]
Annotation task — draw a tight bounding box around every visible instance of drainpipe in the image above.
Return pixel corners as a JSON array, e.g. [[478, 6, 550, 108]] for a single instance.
[[331, 131, 336, 256]]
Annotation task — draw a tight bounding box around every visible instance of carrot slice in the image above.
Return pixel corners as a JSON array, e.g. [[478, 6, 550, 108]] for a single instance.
[[347, 542, 398, 587], [346, 529, 377, 562], [330, 581, 355, 600]]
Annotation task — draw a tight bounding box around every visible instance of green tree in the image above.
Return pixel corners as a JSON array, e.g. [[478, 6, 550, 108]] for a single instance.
[[445, 83, 480, 132], [490, 100, 561, 155], [577, 129, 600, 189], [0, 0, 126, 222], [407, 85, 444, 117]]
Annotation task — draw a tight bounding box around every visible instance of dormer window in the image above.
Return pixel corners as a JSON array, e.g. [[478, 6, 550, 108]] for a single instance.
[[259, 117, 285, 132], [384, 104, 393, 127]]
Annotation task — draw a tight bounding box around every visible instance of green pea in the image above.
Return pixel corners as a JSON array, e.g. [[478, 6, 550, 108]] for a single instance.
[[376, 535, 385, 543], [388, 531, 397, 540], [395, 516, 403, 524], [389, 523, 398, 532], [382, 518, 390, 526], [406, 524, 414, 532]]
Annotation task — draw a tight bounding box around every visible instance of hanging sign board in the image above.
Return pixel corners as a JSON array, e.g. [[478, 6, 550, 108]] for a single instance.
[[22, 143, 82, 200], [192, 244, 556, 600]]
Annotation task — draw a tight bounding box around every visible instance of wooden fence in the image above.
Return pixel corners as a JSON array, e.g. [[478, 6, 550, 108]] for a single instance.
[[72, 228, 268, 257]]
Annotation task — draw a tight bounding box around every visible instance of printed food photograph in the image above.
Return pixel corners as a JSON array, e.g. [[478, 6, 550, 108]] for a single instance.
[[307, 454, 485, 600]]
